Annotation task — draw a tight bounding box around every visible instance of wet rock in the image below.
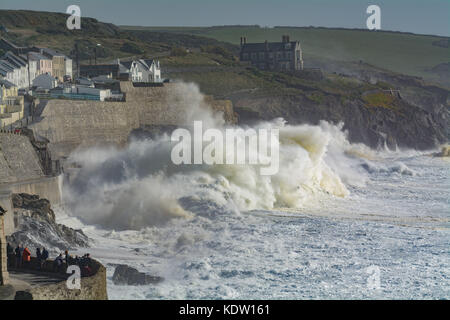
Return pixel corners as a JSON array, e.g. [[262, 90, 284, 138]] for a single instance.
[[7, 193, 89, 251], [14, 291, 33, 300], [112, 264, 163, 286]]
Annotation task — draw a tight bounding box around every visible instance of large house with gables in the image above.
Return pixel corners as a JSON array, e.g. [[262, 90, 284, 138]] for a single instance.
[[80, 59, 162, 83], [121, 59, 162, 83], [240, 35, 303, 72]]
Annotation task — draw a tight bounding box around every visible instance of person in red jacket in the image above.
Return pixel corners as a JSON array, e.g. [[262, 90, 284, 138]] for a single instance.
[[22, 247, 31, 267]]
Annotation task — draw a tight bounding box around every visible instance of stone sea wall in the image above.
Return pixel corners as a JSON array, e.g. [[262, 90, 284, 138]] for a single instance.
[[0, 133, 44, 184], [14, 257, 108, 300], [30, 82, 236, 159]]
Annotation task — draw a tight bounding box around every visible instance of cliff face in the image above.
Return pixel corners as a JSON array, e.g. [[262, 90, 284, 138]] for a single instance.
[[7, 193, 89, 253], [229, 67, 449, 150], [30, 82, 236, 158], [233, 90, 448, 150]]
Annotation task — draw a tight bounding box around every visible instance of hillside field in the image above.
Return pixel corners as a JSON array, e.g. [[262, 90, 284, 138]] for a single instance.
[[121, 25, 450, 86]]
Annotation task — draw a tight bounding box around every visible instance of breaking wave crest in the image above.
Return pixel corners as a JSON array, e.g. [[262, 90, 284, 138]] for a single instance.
[[63, 83, 366, 230]]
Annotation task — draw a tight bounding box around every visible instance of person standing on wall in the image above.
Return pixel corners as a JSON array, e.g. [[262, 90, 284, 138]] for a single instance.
[[7, 243, 13, 269], [22, 246, 31, 267]]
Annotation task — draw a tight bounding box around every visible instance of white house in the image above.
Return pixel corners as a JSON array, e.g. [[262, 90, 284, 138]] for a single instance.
[[129, 59, 161, 83], [28, 51, 53, 77], [0, 52, 29, 88], [65, 58, 73, 79]]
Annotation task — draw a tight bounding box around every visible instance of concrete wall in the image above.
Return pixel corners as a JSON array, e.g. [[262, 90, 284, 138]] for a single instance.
[[0, 175, 61, 237], [28, 261, 108, 300], [0, 133, 44, 184], [0, 191, 14, 236], [0, 214, 9, 285], [14, 258, 108, 300], [30, 82, 236, 158], [7, 176, 62, 206]]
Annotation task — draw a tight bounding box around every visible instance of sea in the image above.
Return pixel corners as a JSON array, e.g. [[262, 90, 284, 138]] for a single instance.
[[54, 84, 449, 299]]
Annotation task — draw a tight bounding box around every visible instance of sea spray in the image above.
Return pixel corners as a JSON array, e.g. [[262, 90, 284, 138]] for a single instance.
[[63, 82, 359, 230]]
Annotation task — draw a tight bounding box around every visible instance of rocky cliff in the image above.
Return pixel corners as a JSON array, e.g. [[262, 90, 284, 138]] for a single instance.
[[229, 65, 449, 150], [7, 193, 89, 252]]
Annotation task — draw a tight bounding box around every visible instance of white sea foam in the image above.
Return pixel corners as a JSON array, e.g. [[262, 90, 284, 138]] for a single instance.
[[62, 83, 364, 230], [55, 82, 449, 299]]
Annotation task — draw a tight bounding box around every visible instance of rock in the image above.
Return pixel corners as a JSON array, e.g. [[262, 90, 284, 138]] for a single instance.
[[12, 193, 55, 222], [112, 264, 163, 286], [14, 291, 33, 300], [433, 145, 450, 157], [7, 193, 89, 251]]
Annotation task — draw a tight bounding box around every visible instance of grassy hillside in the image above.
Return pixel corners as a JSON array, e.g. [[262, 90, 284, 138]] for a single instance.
[[121, 25, 450, 86], [0, 10, 236, 63]]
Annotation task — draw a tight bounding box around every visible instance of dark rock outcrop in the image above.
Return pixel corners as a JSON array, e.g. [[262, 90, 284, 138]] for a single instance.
[[112, 264, 163, 286], [231, 62, 449, 150], [7, 193, 89, 252]]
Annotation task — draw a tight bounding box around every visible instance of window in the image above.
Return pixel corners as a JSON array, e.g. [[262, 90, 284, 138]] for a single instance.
[[251, 53, 257, 60], [259, 52, 265, 60], [269, 52, 274, 59], [243, 53, 249, 60]]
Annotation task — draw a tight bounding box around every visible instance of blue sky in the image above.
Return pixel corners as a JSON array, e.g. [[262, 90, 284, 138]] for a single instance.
[[0, 0, 449, 36]]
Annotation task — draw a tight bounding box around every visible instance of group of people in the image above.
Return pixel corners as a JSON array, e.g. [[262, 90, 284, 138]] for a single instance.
[[6, 243, 93, 276], [53, 250, 93, 276], [6, 243, 48, 269]]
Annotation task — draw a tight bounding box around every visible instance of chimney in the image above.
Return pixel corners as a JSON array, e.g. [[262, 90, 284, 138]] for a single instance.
[[244, 37, 247, 44], [286, 35, 290, 42], [240, 37, 243, 46]]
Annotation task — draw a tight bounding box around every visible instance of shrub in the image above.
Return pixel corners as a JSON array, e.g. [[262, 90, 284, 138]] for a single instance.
[[120, 42, 144, 54], [171, 46, 188, 57], [201, 45, 234, 60]]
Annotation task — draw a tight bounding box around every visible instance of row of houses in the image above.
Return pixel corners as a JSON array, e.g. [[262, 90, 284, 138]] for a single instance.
[[31, 74, 124, 102], [0, 38, 73, 88]]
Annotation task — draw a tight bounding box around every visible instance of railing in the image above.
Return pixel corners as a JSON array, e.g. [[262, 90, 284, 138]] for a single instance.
[[8, 256, 101, 279], [132, 82, 164, 87]]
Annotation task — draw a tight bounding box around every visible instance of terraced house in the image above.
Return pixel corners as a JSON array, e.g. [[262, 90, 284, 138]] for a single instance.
[[39, 48, 72, 82], [240, 35, 304, 71], [0, 78, 24, 128], [0, 52, 30, 88]]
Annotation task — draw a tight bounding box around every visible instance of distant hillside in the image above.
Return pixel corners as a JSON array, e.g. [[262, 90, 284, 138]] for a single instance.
[[0, 10, 236, 63], [121, 25, 450, 87]]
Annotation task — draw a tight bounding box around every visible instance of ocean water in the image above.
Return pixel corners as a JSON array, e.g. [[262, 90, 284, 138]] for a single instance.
[[54, 83, 449, 299], [56, 149, 449, 300]]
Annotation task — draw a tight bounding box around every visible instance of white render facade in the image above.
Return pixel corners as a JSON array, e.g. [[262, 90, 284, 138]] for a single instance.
[[130, 59, 161, 83]]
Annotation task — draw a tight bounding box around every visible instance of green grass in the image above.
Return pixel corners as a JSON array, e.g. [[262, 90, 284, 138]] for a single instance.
[[362, 92, 397, 109], [122, 26, 449, 85]]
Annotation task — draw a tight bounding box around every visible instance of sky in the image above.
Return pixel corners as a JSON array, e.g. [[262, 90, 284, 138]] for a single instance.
[[0, 0, 449, 36]]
